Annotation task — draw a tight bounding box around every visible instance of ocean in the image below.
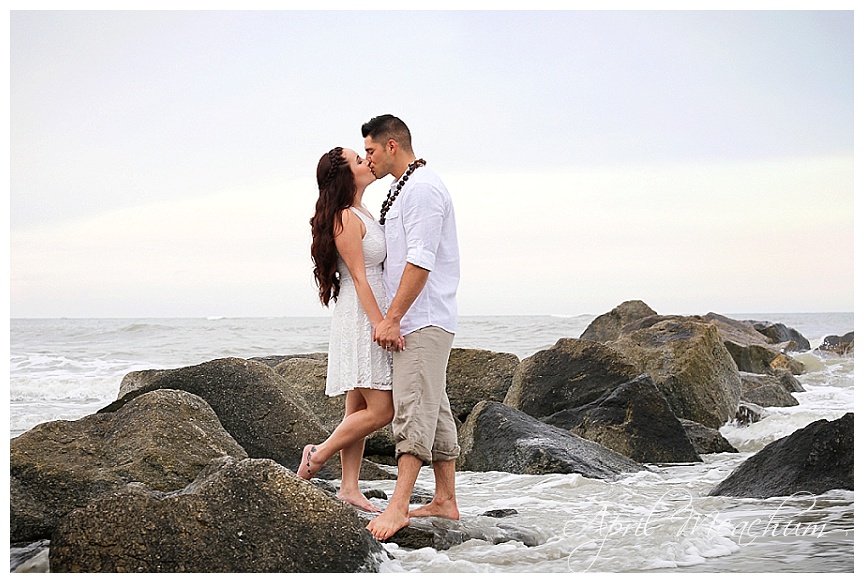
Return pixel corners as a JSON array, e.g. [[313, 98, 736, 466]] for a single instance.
[[8, 313, 854, 572]]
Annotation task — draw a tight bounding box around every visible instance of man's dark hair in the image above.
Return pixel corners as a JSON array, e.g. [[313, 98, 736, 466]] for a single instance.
[[362, 114, 413, 149]]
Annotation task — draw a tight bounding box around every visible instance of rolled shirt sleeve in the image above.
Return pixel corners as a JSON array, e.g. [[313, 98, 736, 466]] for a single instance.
[[382, 166, 460, 336], [403, 181, 447, 272]]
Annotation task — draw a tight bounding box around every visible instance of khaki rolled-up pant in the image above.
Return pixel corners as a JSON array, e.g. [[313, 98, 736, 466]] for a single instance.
[[391, 326, 460, 463]]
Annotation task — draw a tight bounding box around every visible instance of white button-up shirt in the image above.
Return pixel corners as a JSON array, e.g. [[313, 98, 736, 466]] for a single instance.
[[382, 166, 460, 336]]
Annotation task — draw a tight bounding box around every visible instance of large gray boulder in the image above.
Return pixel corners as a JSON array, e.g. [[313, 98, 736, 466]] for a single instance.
[[542, 374, 701, 463], [111, 358, 390, 481], [49, 457, 386, 573], [679, 419, 738, 454], [709, 413, 854, 498], [272, 356, 344, 431], [504, 338, 706, 463], [817, 332, 854, 356], [703, 313, 802, 374], [446, 348, 520, 421], [739, 372, 800, 408], [457, 401, 645, 478], [579, 300, 658, 343], [611, 317, 741, 429], [10, 389, 247, 543], [745, 320, 811, 352], [503, 338, 640, 419], [773, 369, 805, 393]]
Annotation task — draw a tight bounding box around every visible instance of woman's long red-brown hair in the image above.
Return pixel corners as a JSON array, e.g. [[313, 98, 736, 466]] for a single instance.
[[310, 147, 355, 306]]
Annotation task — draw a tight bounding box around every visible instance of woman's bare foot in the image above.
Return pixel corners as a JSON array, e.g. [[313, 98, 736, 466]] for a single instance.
[[296, 444, 324, 480], [408, 498, 459, 521], [338, 490, 381, 513], [366, 507, 411, 541]]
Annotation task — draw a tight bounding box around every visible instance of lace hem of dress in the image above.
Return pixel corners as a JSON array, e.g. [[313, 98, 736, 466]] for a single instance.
[[326, 382, 393, 397]]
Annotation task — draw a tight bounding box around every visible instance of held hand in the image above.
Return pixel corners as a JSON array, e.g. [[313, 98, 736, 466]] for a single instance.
[[374, 319, 406, 352]]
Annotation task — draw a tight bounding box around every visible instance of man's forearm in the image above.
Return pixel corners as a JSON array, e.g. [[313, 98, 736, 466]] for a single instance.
[[386, 263, 430, 324]]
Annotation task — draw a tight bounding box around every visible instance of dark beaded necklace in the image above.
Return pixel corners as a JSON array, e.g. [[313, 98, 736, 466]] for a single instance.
[[379, 159, 426, 224]]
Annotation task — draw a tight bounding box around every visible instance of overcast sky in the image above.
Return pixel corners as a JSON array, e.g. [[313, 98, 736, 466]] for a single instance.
[[7, 7, 856, 318]]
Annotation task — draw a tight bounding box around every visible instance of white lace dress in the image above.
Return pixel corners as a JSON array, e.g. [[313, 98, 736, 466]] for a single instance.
[[325, 207, 393, 396]]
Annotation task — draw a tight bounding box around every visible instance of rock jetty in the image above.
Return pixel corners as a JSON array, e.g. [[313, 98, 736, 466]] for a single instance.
[[8, 299, 853, 573]]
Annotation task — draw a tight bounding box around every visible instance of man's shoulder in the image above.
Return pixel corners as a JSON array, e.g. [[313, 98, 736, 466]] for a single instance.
[[413, 165, 443, 183], [408, 166, 450, 197]]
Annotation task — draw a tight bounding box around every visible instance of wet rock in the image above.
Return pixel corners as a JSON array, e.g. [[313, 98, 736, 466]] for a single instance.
[[745, 321, 811, 352], [679, 419, 738, 454], [482, 508, 519, 518], [542, 374, 701, 463], [49, 457, 385, 573], [703, 312, 791, 374], [11, 540, 50, 573], [817, 332, 854, 356], [118, 369, 172, 395], [739, 372, 800, 407], [250, 352, 328, 368], [503, 338, 640, 419], [110, 358, 390, 481], [773, 369, 805, 393], [272, 357, 343, 431], [457, 401, 645, 478], [382, 516, 465, 550], [446, 348, 520, 421], [611, 317, 741, 429], [10, 389, 247, 543], [579, 300, 658, 343], [709, 413, 854, 498], [363, 513, 544, 550], [735, 402, 767, 426], [769, 353, 806, 375]]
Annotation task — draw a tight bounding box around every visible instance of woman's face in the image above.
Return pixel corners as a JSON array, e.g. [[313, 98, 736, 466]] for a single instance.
[[343, 148, 376, 188]]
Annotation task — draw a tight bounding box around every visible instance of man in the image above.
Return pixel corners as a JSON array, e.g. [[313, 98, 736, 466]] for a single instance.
[[362, 114, 461, 541]]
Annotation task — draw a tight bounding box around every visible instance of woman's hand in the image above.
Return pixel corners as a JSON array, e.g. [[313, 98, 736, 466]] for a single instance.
[[374, 318, 405, 351]]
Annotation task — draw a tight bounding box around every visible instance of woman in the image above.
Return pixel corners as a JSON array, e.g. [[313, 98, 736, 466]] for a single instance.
[[300, 146, 400, 513]]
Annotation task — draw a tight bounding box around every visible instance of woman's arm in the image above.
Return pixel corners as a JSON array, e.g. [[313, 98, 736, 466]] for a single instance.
[[333, 209, 386, 329], [373, 262, 428, 350]]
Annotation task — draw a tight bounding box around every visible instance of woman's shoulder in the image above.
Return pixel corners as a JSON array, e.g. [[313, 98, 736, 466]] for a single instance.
[[335, 206, 367, 238]]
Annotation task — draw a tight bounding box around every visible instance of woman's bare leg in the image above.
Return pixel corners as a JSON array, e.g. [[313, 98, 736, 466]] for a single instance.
[[337, 389, 366, 487], [297, 388, 393, 495], [337, 391, 379, 512]]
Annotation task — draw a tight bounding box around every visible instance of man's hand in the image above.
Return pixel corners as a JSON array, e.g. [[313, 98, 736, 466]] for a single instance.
[[376, 263, 428, 352], [374, 318, 405, 351]]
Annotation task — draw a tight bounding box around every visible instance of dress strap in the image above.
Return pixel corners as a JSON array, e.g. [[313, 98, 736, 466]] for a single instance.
[[349, 206, 375, 224]]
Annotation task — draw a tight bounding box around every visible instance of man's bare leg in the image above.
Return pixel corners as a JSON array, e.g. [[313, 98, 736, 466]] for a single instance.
[[366, 453, 423, 540], [408, 459, 459, 520]]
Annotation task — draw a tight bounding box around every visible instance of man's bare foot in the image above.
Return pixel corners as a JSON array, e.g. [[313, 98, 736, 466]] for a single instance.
[[408, 499, 460, 521], [296, 444, 323, 480], [339, 490, 381, 514], [366, 507, 411, 541]]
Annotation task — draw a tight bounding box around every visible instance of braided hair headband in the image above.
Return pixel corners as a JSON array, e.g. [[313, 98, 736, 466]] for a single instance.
[[321, 147, 345, 191]]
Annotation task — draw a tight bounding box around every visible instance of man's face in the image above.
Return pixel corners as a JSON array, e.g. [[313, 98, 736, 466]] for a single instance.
[[364, 136, 393, 179]]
